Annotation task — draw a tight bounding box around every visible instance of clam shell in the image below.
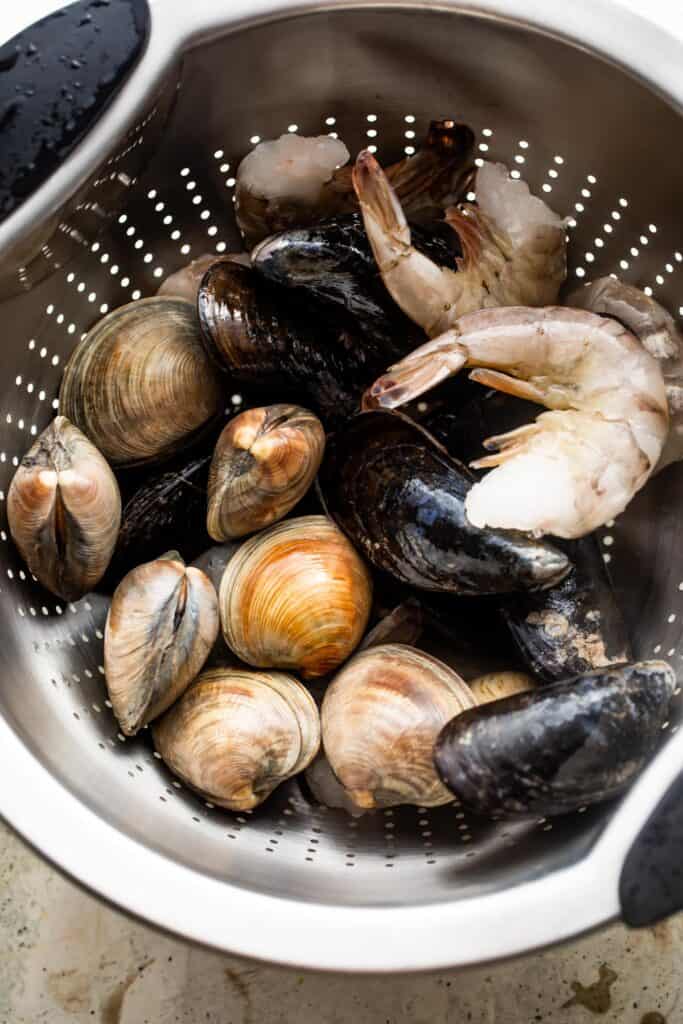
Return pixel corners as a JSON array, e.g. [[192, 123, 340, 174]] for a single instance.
[[435, 660, 677, 817], [59, 297, 223, 466], [207, 404, 325, 540], [152, 667, 320, 810], [7, 416, 121, 600], [321, 643, 476, 809], [219, 515, 372, 678], [468, 670, 536, 705], [104, 552, 219, 735]]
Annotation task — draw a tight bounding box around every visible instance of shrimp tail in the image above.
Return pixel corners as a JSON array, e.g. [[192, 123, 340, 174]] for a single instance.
[[352, 150, 411, 253], [445, 206, 482, 269], [363, 336, 468, 410]]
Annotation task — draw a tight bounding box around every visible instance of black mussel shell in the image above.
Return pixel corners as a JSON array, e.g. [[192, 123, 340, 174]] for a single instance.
[[251, 212, 459, 343], [360, 598, 424, 651], [106, 451, 212, 584], [435, 660, 676, 818], [501, 534, 632, 683], [418, 593, 524, 680], [421, 389, 544, 470], [198, 261, 414, 429], [317, 410, 571, 595]]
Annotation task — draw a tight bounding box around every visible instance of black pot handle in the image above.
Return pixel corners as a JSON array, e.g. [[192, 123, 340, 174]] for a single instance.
[[0, 0, 150, 222], [619, 768, 683, 926]]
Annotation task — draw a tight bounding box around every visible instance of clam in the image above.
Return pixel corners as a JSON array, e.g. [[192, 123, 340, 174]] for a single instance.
[[104, 552, 219, 735], [207, 404, 325, 541], [317, 410, 571, 595], [468, 670, 536, 705], [220, 515, 372, 678], [435, 660, 676, 818], [152, 667, 320, 810], [190, 543, 242, 668], [7, 416, 121, 600], [59, 297, 223, 466], [304, 751, 366, 817], [501, 534, 632, 683], [321, 644, 476, 809]]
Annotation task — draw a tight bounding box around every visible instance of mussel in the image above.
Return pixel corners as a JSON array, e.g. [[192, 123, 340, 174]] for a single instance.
[[59, 297, 223, 466], [104, 552, 219, 735], [468, 670, 536, 705], [158, 253, 249, 303], [8, 416, 121, 600], [107, 450, 213, 583], [153, 667, 320, 810], [435, 660, 676, 818], [359, 598, 424, 651], [501, 534, 632, 683], [317, 411, 571, 595], [219, 515, 372, 678], [251, 212, 459, 345], [197, 262, 416, 428], [321, 644, 476, 809], [207, 404, 325, 540]]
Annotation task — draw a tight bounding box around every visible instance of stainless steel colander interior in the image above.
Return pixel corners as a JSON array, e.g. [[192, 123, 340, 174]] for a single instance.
[[2, 0, 683, 968]]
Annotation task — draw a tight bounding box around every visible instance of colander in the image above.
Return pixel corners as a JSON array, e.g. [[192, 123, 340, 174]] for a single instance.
[[1, 0, 683, 974]]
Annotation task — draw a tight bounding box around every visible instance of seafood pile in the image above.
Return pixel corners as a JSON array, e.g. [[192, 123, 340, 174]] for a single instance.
[[8, 119, 680, 826]]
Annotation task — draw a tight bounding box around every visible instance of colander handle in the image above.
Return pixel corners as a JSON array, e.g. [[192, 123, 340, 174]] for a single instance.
[[619, 769, 683, 926], [0, 0, 150, 222]]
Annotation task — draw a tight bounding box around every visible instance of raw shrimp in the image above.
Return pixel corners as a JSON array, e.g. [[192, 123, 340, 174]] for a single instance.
[[352, 153, 566, 337], [568, 276, 683, 470], [364, 306, 668, 538], [235, 120, 474, 247]]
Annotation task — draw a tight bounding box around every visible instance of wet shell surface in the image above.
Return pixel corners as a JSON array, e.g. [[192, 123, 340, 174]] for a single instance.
[[501, 535, 632, 683], [153, 667, 320, 810], [104, 552, 219, 735], [219, 515, 372, 678], [435, 660, 677, 818], [321, 643, 476, 808], [207, 404, 325, 540], [8, 416, 121, 600], [317, 410, 571, 595], [59, 297, 222, 466]]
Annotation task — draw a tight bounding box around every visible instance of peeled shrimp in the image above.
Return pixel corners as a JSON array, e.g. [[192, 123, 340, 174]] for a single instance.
[[568, 276, 683, 471], [236, 121, 475, 247], [364, 306, 668, 539], [352, 153, 566, 337]]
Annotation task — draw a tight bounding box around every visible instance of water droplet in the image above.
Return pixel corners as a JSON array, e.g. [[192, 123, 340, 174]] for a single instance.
[[70, 59, 82, 70]]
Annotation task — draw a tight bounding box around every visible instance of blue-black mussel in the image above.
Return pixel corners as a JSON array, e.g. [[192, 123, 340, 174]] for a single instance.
[[198, 261, 421, 428], [434, 660, 676, 818], [317, 409, 571, 595]]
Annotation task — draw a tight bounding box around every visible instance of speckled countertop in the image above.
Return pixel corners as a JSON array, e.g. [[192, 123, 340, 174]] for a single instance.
[[0, 817, 679, 1023]]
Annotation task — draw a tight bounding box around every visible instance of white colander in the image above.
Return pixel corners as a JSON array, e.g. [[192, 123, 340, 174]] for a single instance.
[[1, 0, 683, 973]]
